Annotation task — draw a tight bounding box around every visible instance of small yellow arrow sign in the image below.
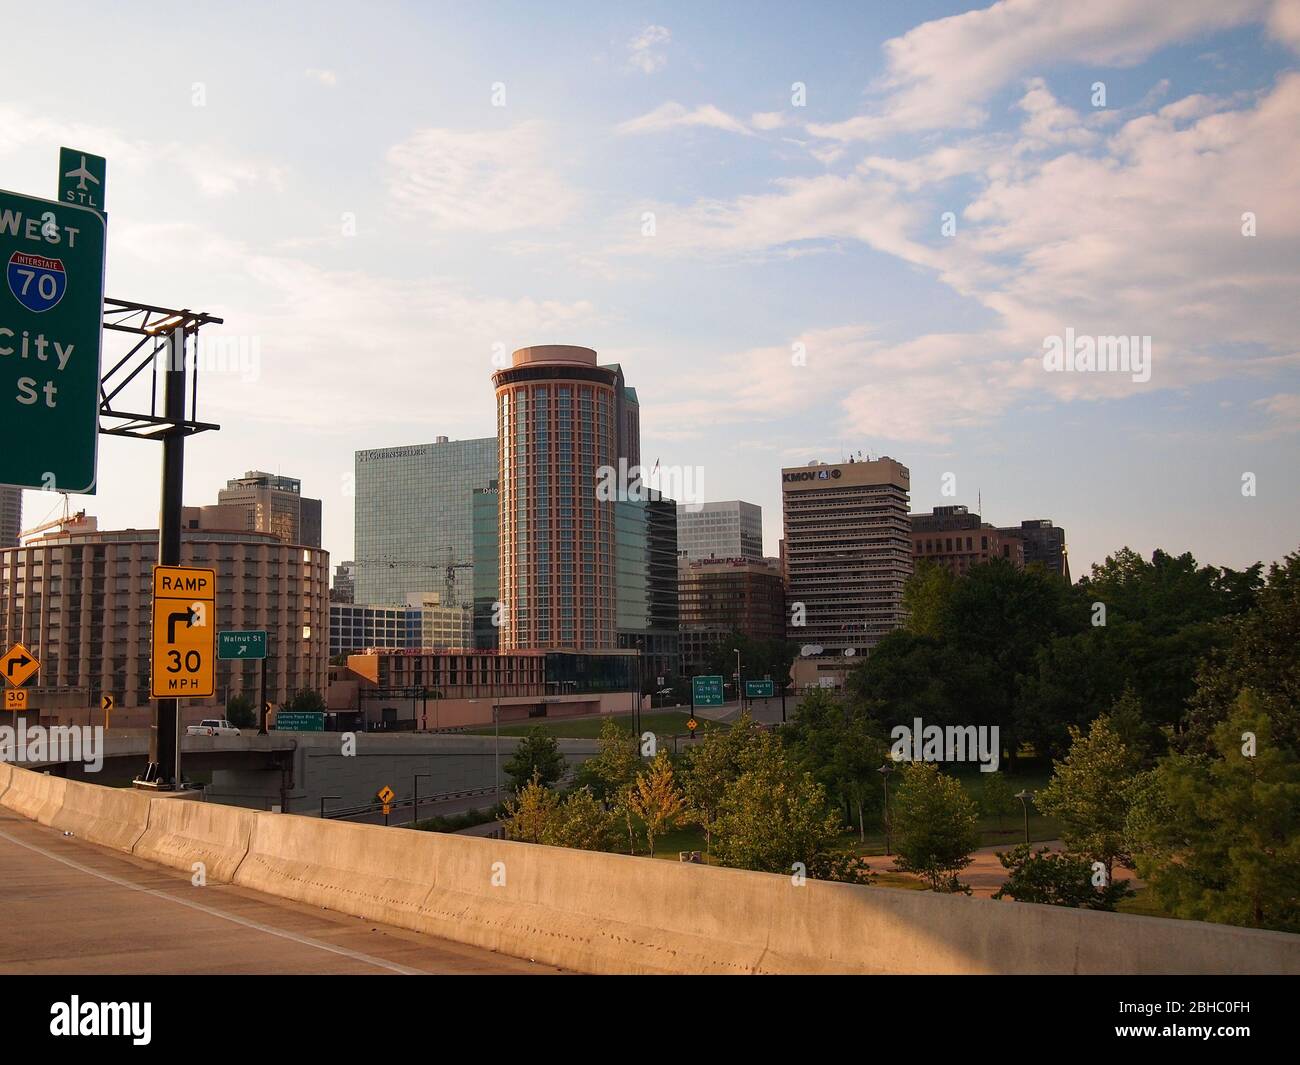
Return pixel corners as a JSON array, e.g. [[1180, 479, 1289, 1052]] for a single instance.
[[2, 643, 39, 688], [377, 785, 395, 804], [101, 694, 114, 711]]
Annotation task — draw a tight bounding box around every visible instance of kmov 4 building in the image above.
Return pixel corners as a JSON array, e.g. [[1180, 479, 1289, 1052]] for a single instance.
[[781, 457, 912, 688]]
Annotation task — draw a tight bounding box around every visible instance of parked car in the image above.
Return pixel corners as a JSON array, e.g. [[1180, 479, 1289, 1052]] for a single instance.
[[186, 718, 241, 737]]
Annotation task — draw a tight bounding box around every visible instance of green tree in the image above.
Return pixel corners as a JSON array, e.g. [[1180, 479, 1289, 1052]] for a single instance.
[[286, 688, 326, 713], [679, 712, 764, 855], [902, 558, 958, 638], [503, 727, 567, 793], [502, 772, 560, 843], [1181, 550, 1300, 755], [712, 731, 847, 876], [892, 762, 980, 892], [541, 787, 622, 852], [782, 687, 885, 839], [574, 717, 642, 801], [977, 771, 1016, 831], [992, 845, 1133, 910], [1035, 714, 1136, 880], [627, 752, 687, 857], [1127, 691, 1300, 932], [225, 693, 255, 729]]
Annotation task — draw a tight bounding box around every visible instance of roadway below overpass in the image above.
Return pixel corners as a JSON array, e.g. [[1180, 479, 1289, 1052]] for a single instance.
[[0, 805, 560, 975]]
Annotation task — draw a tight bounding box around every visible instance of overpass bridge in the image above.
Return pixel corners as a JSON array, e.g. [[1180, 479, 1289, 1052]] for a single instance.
[[9, 728, 598, 818]]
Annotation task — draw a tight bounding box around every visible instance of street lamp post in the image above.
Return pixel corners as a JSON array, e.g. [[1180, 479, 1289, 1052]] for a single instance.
[[493, 703, 500, 797], [877, 762, 896, 855], [320, 794, 341, 820], [733, 648, 742, 715], [1015, 789, 1034, 846]]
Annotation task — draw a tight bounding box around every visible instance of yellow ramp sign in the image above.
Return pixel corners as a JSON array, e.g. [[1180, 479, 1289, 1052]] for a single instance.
[[151, 565, 216, 699]]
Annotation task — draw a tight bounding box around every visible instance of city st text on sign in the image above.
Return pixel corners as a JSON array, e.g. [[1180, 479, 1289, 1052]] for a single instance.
[[151, 566, 216, 699], [0, 189, 105, 493]]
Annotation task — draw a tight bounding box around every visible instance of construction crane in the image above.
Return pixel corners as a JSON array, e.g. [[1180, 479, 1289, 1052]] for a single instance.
[[353, 551, 474, 608], [20, 498, 89, 542]]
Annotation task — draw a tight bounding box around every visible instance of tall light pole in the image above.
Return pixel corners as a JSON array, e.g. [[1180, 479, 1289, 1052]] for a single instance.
[[493, 703, 500, 797], [877, 762, 896, 855], [1015, 789, 1034, 846], [733, 648, 742, 714]]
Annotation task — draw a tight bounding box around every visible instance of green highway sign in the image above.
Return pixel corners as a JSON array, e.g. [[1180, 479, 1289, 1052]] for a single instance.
[[691, 674, 724, 707], [272, 711, 324, 732], [744, 679, 775, 699], [58, 148, 106, 217], [217, 630, 267, 660], [0, 185, 106, 493]]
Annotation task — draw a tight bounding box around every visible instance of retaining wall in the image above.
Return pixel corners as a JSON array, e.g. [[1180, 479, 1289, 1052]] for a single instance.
[[2, 763, 1297, 974]]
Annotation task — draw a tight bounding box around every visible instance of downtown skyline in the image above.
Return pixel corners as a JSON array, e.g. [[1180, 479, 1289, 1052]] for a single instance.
[[3, 0, 1298, 577]]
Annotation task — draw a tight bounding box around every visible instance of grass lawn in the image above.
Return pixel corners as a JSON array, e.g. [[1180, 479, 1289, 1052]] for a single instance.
[[1117, 888, 1171, 919], [467, 710, 720, 741]]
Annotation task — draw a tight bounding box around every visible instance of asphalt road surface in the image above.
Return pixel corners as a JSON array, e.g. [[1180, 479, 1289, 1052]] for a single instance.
[[0, 805, 561, 975]]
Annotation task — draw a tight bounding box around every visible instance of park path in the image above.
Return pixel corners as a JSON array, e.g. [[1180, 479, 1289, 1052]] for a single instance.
[[870, 839, 1144, 898]]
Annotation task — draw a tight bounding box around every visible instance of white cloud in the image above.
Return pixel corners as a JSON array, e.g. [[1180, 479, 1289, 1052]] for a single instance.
[[750, 111, 788, 131], [627, 24, 671, 73], [1250, 392, 1300, 436], [618, 172, 939, 266], [386, 121, 577, 231], [616, 101, 752, 136], [629, 74, 1300, 442], [108, 221, 599, 432], [0, 103, 284, 199], [305, 69, 338, 87], [1269, 0, 1300, 52], [807, 0, 1273, 141]]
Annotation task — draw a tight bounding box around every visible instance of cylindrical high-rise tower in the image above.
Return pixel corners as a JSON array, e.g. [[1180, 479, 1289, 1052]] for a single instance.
[[493, 346, 621, 650]]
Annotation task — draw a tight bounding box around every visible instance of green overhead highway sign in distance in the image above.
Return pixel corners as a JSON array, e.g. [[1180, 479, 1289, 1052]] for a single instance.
[[692, 675, 724, 707], [273, 711, 324, 732], [744, 679, 775, 699], [217, 630, 267, 660], [0, 186, 105, 493]]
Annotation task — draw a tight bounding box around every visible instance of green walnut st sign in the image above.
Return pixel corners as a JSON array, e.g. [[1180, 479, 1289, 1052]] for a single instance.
[[0, 187, 106, 493], [217, 630, 267, 660]]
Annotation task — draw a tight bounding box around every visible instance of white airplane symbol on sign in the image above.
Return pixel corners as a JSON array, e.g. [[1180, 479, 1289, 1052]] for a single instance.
[[63, 156, 100, 191]]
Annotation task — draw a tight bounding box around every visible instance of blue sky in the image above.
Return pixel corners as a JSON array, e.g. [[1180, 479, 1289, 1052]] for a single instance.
[[4, 0, 1299, 576]]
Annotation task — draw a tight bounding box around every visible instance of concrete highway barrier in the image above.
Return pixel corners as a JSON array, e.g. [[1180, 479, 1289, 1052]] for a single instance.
[[134, 797, 256, 883], [1, 767, 68, 825], [0, 762, 12, 802], [2, 763, 1297, 974], [49, 777, 152, 852]]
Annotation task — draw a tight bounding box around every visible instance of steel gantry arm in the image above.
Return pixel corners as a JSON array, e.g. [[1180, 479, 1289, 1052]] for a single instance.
[[99, 297, 223, 440]]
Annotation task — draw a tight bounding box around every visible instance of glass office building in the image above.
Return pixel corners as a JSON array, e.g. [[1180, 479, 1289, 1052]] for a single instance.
[[615, 494, 680, 687], [353, 436, 497, 607], [676, 500, 763, 562], [472, 483, 500, 650]]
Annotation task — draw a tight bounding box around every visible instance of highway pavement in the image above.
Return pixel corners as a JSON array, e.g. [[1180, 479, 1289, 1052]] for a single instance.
[[0, 805, 562, 975]]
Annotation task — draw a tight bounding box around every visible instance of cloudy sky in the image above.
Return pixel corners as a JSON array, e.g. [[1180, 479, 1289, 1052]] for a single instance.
[[5, 0, 1299, 576]]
